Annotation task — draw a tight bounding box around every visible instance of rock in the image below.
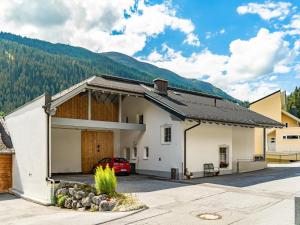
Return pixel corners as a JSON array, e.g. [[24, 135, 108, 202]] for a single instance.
[[69, 188, 76, 196], [100, 194, 108, 200], [90, 204, 99, 211], [72, 200, 78, 209], [92, 196, 101, 205], [108, 200, 117, 211], [76, 201, 83, 209], [82, 197, 92, 208], [100, 200, 110, 211], [88, 192, 95, 199], [75, 191, 86, 200], [56, 188, 68, 197], [64, 198, 73, 209]]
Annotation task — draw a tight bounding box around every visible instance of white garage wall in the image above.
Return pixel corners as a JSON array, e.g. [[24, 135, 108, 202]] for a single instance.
[[5, 95, 52, 204], [185, 123, 233, 177], [51, 128, 81, 173], [121, 96, 183, 177], [232, 127, 255, 162]]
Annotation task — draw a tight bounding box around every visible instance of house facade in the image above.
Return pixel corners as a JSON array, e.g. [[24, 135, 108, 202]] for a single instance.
[[4, 75, 282, 204], [250, 90, 300, 158]]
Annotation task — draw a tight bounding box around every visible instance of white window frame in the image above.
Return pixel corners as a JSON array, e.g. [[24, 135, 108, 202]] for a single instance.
[[161, 124, 172, 145], [136, 114, 144, 124], [143, 146, 149, 160], [124, 147, 131, 161], [132, 147, 137, 159], [219, 145, 229, 169]]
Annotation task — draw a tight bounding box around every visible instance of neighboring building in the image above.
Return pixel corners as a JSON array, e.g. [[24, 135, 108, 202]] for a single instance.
[[250, 90, 300, 156], [4, 75, 281, 204], [0, 118, 14, 192]]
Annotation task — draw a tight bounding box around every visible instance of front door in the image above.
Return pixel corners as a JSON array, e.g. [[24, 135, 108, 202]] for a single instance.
[[81, 131, 114, 173]]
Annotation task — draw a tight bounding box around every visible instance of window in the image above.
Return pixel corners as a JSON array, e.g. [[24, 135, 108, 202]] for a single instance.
[[219, 147, 229, 168], [161, 125, 172, 144], [132, 147, 137, 159], [286, 135, 299, 139], [138, 115, 144, 124], [286, 123, 288, 128], [124, 147, 130, 160], [114, 158, 128, 163], [143, 147, 149, 159], [136, 114, 144, 124], [270, 138, 276, 143], [283, 136, 286, 139]]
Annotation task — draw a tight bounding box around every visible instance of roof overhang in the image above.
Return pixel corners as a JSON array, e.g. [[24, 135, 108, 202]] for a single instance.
[[282, 110, 300, 124]]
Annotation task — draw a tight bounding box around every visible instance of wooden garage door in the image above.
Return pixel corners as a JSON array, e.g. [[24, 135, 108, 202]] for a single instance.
[[81, 131, 114, 173], [0, 154, 12, 192]]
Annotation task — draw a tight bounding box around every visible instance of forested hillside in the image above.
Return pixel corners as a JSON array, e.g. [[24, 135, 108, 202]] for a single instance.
[[0, 32, 238, 114], [287, 87, 300, 118]]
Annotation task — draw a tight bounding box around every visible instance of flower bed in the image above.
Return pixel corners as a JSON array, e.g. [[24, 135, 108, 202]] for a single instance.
[[54, 182, 146, 212]]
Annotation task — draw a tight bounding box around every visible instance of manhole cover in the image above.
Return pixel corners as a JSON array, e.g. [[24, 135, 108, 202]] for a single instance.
[[197, 213, 222, 220]]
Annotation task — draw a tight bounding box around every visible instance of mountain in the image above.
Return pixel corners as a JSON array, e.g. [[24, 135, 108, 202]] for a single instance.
[[0, 32, 239, 113]]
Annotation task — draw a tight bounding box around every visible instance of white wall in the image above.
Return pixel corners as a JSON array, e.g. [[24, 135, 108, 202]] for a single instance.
[[5, 95, 51, 204], [51, 128, 81, 173], [120, 96, 183, 176], [232, 127, 255, 162], [185, 123, 233, 176]]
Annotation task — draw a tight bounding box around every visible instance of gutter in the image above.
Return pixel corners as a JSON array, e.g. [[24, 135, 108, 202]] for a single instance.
[[184, 120, 201, 179]]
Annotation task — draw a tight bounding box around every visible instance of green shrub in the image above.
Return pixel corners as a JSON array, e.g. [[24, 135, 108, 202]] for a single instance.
[[57, 195, 68, 208], [94, 165, 117, 196]]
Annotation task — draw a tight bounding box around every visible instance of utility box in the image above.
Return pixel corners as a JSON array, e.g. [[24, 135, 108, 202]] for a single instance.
[[130, 163, 136, 175], [171, 168, 179, 180]]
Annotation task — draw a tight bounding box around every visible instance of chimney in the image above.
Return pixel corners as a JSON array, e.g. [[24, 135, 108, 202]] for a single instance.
[[153, 78, 168, 95]]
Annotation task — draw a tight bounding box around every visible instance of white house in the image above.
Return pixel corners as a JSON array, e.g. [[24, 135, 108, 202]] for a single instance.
[[2, 75, 282, 204]]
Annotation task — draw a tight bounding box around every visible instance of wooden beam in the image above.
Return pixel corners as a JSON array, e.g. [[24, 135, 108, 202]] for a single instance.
[[88, 89, 91, 120], [119, 94, 122, 122], [52, 117, 146, 131]]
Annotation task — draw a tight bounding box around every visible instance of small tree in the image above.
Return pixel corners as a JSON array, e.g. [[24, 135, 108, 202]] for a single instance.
[[94, 165, 117, 196]]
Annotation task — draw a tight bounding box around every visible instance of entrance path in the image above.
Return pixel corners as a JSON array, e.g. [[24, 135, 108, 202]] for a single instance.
[[1, 165, 299, 225], [104, 165, 300, 225]]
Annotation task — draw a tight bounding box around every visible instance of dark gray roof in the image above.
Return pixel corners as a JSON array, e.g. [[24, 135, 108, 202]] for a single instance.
[[87, 76, 146, 95], [0, 118, 14, 153], [145, 89, 282, 127], [51, 75, 283, 128]]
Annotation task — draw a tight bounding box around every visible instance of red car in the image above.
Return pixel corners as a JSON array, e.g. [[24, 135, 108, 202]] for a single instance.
[[93, 157, 131, 175]]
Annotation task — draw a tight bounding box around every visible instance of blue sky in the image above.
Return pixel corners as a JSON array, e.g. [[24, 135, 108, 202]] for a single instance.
[[0, 0, 300, 101]]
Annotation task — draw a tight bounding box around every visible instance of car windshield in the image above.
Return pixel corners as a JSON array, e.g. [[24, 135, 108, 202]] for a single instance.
[[114, 158, 127, 163], [99, 158, 111, 163]]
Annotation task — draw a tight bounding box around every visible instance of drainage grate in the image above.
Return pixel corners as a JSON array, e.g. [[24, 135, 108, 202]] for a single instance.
[[197, 213, 222, 220]]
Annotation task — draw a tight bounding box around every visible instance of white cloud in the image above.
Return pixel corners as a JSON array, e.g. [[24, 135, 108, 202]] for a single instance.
[[225, 28, 290, 83], [237, 1, 292, 20], [143, 28, 293, 101], [142, 43, 228, 79], [0, 0, 199, 55], [183, 33, 200, 46], [269, 75, 278, 81]]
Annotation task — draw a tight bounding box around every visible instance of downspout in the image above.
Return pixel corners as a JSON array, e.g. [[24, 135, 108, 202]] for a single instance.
[[43, 94, 58, 204], [184, 120, 201, 179]]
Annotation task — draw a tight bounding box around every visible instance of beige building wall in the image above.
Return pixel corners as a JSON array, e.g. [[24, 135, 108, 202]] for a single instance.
[[250, 91, 282, 155], [282, 113, 298, 127], [275, 127, 300, 152]]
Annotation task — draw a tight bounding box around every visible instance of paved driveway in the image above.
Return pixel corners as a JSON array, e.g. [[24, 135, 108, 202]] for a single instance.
[[2, 165, 300, 225]]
